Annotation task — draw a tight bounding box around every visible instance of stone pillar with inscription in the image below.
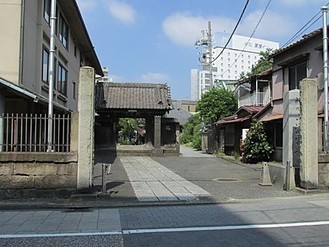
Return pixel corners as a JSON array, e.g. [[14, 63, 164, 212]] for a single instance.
[[299, 78, 318, 189], [77, 67, 95, 189]]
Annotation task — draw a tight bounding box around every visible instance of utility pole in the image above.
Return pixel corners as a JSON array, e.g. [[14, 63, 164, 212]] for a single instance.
[[195, 21, 214, 89], [207, 21, 213, 88], [322, 5, 329, 153], [47, 0, 56, 152]]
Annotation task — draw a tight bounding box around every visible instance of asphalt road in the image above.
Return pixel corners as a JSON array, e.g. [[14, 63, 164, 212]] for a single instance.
[[1, 195, 329, 246], [1, 147, 328, 246]]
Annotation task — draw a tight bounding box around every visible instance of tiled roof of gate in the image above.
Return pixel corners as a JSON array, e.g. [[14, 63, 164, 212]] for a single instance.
[[101, 82, 172, 110]]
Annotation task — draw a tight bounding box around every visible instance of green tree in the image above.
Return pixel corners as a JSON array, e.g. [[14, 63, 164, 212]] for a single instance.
[[251, 49, 273, 75], [118, 118, 139, 144], [180, 114, 201, 145], [242, 120, 274, 164], [197, 87, 237, 124]]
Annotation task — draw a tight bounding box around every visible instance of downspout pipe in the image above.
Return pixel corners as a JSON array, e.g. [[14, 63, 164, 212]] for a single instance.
[[19, 0, 25, 85], [322, 6, 329, 153], [47, 0, 57, 152]]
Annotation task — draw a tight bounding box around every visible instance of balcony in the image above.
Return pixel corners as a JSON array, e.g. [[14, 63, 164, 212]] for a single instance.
[[238, 91, 270, 108]]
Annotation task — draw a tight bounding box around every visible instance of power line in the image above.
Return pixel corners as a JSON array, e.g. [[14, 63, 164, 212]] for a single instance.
[[281, 2, 329, 48], [211, 0, 249, 63], [219, 0, 272, 77]]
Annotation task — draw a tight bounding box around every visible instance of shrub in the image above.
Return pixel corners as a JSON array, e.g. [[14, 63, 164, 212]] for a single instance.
[[192, 123, 202, 150], [242, 121, 274, 164], [181, 114, 201, 145]]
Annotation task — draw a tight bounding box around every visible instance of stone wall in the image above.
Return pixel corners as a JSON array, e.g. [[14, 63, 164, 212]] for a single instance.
[[0, 153, 77, 189]]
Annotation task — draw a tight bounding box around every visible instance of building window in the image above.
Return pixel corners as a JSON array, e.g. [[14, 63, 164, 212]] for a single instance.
[[42, 48, 49, 83], [275, 122, 283, 147], [59, 14, 68, 48], [74, 45, 77, 57], [72, 81, 76, 99], [288, 61, 307, 90], [58, 63, 67, 96], [43, 0, 51, 23]]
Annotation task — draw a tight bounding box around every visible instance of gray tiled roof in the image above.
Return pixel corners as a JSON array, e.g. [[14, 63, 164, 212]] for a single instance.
[[167, 101, 193, 126], [101, 82, 172, 110]]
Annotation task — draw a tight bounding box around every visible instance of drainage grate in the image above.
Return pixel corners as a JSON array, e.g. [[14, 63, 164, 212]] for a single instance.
[[213, 178, 239, 182], [62, 207, 93, 213]]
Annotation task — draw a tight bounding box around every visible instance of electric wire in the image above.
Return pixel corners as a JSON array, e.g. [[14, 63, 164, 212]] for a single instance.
[[219, 0, 272, 77], [211, 0, 249, 63], [281, 2, 329, 48]]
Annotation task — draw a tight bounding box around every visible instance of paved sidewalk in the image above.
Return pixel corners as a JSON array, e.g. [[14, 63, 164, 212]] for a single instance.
[[120, 156, 209, 202], [0, 146, 325, 209]]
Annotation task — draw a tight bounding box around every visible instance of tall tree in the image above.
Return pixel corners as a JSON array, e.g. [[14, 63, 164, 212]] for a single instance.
[[197, 87, 237, 124], [251, 49, 273, 75]]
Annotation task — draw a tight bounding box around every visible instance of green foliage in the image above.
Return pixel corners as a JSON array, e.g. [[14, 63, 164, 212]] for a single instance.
[[192, 123, 202, 150], [251, 49, 273, 75], [180, 114, 201, 144], [197, 87, 237, 124], [242, 120, 274, 164], [118, 118, 139, 145]]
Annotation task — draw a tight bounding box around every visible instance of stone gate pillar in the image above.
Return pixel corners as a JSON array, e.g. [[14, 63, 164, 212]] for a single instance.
[[300, 78, 318, 189], [154, 115, 161, 149], [77, 67, 95, 189]]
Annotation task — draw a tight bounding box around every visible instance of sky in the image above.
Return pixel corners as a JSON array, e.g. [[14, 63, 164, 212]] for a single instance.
[[76, 0, 329, 100]]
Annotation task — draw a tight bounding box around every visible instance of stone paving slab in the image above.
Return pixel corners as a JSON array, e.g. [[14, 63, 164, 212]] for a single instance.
[[120, 156, 210, 202]]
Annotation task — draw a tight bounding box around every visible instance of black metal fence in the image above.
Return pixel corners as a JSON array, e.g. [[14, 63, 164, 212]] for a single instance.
[[0, 113, 71, 152]]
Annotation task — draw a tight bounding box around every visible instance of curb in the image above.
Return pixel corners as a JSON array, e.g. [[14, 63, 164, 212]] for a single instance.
[[1, 192, 329, 210]]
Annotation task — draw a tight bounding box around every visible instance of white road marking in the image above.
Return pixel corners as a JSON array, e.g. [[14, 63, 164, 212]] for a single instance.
[[1, 221, 329, 239], [123, 220, 329, 234]]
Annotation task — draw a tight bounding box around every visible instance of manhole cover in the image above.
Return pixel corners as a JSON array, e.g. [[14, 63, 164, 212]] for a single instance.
[[213, 178, 239, 182]]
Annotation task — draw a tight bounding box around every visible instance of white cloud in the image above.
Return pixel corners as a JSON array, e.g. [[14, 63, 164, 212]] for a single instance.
[[139, 72, 170, 83], [238, 10, 296, 43], [162, 12, 236, 46], [110, 74, 126, 82], [106, 0, 135, 24], [76, 0, 97, 11]]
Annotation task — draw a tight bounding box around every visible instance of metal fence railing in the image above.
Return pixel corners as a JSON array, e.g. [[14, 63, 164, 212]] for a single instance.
[[0, 113, 71, 152]]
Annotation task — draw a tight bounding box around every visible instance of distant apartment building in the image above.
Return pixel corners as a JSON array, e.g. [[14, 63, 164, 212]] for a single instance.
[[191, 34, 279, 100], [0, 0, 103, 114], [98, 67, 112, 83]]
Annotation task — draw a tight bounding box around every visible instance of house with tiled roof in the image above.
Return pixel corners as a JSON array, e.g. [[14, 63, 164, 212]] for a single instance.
[[253, 26, 329, 162], [215, 69, 271, 155]]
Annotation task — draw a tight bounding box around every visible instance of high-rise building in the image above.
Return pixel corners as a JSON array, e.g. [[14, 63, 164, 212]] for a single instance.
[[191, 33, 279, 101]]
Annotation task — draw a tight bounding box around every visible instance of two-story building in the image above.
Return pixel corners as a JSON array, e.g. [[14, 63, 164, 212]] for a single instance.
[[255, 27, 327, 160], [215, 69, 272, 154], [0, 0, 103, 115]]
